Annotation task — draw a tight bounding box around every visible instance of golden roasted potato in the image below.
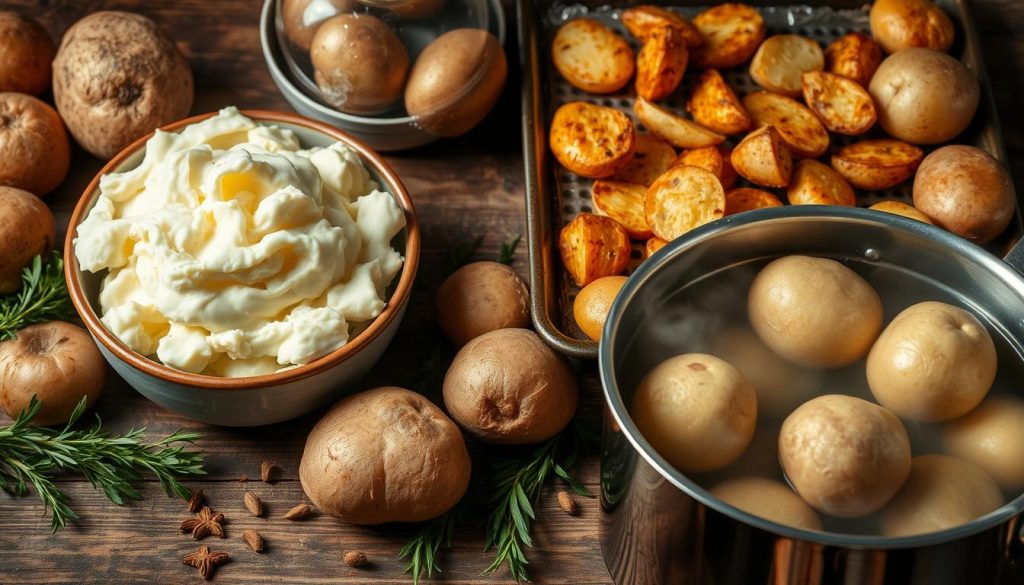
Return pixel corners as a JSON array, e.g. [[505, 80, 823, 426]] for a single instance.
[[686, 69, 751, 135], [550, 102, 636, 178], [559, 213, 631, 286], [622, 5, 703, 47], [831, 139, 923, 190], [634, 96, 725, 149], [743, 91, 829, 158], [672, 146, 737, 189], [725, 187, 783, 215], [552, 18, 634, 93], [645, 165, 725, 240], [692, 3, 765, 69], [787, 159, 856, 206], [869, 200, 934, 224], [730, 125, 793, 188], [824, 32, 882, 88], [591, 180, 653, 239], [636, 26, 688, 102], [801, 71, 877, 135], [870, 0, 954, 54], [749, 34, 824, 97], [610, 134, 676, 186], [645, 237, 669, 257]]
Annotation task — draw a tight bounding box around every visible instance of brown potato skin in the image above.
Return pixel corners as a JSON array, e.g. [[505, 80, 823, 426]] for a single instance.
[[0, 187, 54, 293], [436, 261, 529, 347], [870, 0, 954, 54], [443, 328, 578, 445], [0, 93, 69, 196], [0, 11, 54, 95], [298, 386, 471, 524], [281, 0, 354, 52], [383, 0, 446, 19], [912, 145, 1014, 244], [53, 11, 193, 159]]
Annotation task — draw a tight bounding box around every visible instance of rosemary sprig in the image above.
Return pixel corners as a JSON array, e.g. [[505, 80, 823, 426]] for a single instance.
[[0, 396, 206, 531], [496, 235, 522, 266], [400, 499, 465, 584], [0, 253, 75, 341]]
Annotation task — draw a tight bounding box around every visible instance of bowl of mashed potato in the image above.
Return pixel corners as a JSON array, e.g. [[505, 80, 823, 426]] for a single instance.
[[64, 107, 419, 426]]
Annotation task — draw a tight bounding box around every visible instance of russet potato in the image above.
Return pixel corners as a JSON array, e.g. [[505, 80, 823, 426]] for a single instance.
[[0, 93, 69, 195], [0, 11, 54, 95]]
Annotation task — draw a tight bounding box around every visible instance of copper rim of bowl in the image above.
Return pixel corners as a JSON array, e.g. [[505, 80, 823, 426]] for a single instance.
[[63, 109, 421, 390]]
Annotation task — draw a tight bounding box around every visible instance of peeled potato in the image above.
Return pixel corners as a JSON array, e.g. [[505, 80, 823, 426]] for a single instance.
[[712, 477, 822, 531], [634, 97, 725, 149], [743, 91, 829, 158], [635, 26, 688, 102], [824, 32, 882, 88], [749, 34, 823, 97], [831, 139, 923, 190], [730, 125, 793, 188], [550, 102, 636, 178], [869, 201, 933, 224], [724, 187, 783, 216], [610, 135, 676, 186], [787, 159, 856, 206], [591, 180, 652, 239], [945, 397, 1024, 490], [559, 213, 631, 286], [870, 0, 955, 54], [621, 5, 703, 47], [645, 165, 725, 241], [552, 18, 634, 94], [686, 69, 751, 135], [801, 71, 877, 135], [672, 146, 736, 189], [573, 275, 628, 341], [691, 3, 765, 69]]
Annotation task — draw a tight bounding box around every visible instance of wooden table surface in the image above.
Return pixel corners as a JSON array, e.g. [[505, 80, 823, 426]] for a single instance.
[[1, 1, 1023, 584]]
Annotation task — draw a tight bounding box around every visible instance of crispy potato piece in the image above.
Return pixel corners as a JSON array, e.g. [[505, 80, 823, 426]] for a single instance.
[[550, 102, 636, 178], [870, 0, 955, 54], [636, 26, 688, 102], [645, 165, 725, 240], [622, 5, 703, 47], [692, 3, 765, 69], [725, 187, 784, 215], [634, 96, 725, 149], [743, 91, 829, 158], [592, 180, 653, 239], [801, 71, 877, 135], [672, 146, 737, 189], [787, 159, 856, 206], [869, 200, 934, 224], [749, 34, 824, 97], [730, 125, 793, 188], [552, 18, 634, 93], [831, 139, 923, 190], [610, 134, 676, 186], [824, 32, 882, 88], [559, 213, 631, 286], [686, 69, 751, 135], [645, 236, 669, 257]]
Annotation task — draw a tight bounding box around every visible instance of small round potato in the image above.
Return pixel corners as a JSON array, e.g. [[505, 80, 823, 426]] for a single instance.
[[749, 34, 823, 97], [868, 200, 933, 224], [632, 353, 757, 473], [0, 11, 55, 95], [281, 0, 354, 52], [0, 93, 69, 196], [780, 395, 911, 517], [0, 186, 54, 293], [711, 477, 822, 531], [944, 397, 1024, 490], [870, 0, 955, 54], [573, 275, 627, 341], [436, 261, 529, 347]]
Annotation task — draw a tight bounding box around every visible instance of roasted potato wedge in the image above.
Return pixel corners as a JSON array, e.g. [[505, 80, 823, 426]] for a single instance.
[[787, 159, 856, 206], [749, 34, 824, 97], [645, 236, 669, 257], [550, 102, 636, 178], [552, 18, 634, 93], [686, 69, 751, 135], [730, 125, 793, 188], [724, 187, 784, 215], [743, 91, 829, 158], [824, 32, 882, 88], [831, 139, 923, 190], [801, 71, 877, 135], [869, 200, 934, 224], [645, 165, 725, 240], [611, 134, 676, 186], [622, 5, 703, 47], [692, 3, 765, 69], [636, 26, 688, 102], [591, 180, 653, 239], [870, 0, 955, 54], [558, 213, 631, 286], [634, 96, 725, 149], [672, 146, 737, 189]]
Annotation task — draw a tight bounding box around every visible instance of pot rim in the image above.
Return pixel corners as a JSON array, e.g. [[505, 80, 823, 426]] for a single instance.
[[599, 205, 1024, 549]]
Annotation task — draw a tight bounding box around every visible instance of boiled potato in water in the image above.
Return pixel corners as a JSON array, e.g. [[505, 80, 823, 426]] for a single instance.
[[711, 477, 822, 531], [944, 397, 1024, 490]]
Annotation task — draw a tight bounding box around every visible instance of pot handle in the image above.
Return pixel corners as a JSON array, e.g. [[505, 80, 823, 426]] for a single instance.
[[1003, 238, 1024, 275]]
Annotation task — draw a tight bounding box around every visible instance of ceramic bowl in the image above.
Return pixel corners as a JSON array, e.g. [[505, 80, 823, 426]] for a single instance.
[[63, 110, 420, 427]]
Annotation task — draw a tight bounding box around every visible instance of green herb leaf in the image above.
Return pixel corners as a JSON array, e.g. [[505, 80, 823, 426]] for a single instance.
[[0, 254, 75, 341], [496, 235, 522, 265]]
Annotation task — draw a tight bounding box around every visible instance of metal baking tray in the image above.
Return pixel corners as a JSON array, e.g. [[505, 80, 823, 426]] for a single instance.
[[519, 0, 1018, 359]]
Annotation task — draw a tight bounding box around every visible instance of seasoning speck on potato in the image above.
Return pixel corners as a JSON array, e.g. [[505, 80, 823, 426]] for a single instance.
[[436, 261, 529, 347], [550, 101, 636, 178]]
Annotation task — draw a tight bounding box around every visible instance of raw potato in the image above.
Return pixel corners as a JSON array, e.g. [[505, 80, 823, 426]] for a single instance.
[[691, 4, 765, 69], [724, 187, 782, 216], [592, 180, 652, 239], [673, 146, 737, 189], [686, 69, 751, 135], [743, 92, 829, 158], [550, 101, 636, 178], [573, 275, 627, 341], [0, 187, 54, 293], [831, 139, 923, 190], [552, 18, 634, 94], [645, 165, 725, 241], [824, 32, 882, 88], [945, 397, 1024, 490], [787, 159, 855, 207], [730, 125, 792, 188], [610, 135, 676, 186], [559, 213, 631, 286], [869, 200, 933, 224], [312, 14, 408, 115], [749, 34, 824, 97], [634, 97, 724, 149], [443, 328, 578, 444], [436, 261, 529, 347], [53, 11, 193, 159], [635, 27, 688, 102], [869, 49, 979, 145], [0, 322, 105, 426], [870, 0, 955, 54], [867, 301, 996, 422], [281, 0, 353, 52], [801, 71, 877, 135], [632, 353, 757, 473], [621, 5, 703, 47], [779, 395, 911, 517], [645, 237, 668, 257], [912, 145, 1015, 244], [0, 11, 55, 95], [711, 477, 822, 531], [0, 93, 69, 196], [298, 386, 471, 524]]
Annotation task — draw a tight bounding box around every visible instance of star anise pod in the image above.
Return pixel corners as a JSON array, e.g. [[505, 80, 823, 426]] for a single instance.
[[180, 506, 225, 540], [183, 545, 230, 581]]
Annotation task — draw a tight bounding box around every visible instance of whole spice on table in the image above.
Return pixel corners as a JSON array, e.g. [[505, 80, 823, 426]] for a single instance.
[[557, 490, 579, 516], [283, 502, 313, 520], [183, 545, 230, 581], [242, 528, 265, 553], [187, 489, 205, 513], [343, 550, 368, 568], [243, 491, 264, 517], [260, 461, 278, 483], [180, 506, 225, 540]]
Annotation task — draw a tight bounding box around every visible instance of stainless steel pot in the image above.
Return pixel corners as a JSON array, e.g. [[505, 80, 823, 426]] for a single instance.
[[599, 206, 1024, 585]]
